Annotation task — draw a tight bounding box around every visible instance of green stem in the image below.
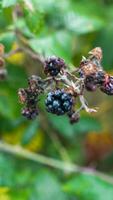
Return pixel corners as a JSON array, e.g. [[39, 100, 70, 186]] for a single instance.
[[0, 142, 113, 185]]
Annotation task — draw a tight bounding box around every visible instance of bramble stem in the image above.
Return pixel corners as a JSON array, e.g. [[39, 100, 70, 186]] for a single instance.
[[0, 142, 113, 184], [79, 95, 97, 113]]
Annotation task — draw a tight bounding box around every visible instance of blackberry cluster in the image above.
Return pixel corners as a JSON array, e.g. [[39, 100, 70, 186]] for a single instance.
[[100, 75, 113, 95], [19, 88, 39, 120], [45, 89, 73, 115], [44, 56, 66, 76], [18, 47, 113, 125], [18, 76, 44, 120]]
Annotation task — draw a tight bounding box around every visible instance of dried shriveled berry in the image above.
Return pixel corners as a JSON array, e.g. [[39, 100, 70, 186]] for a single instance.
[[18, 88, 27, 104], [95, 71, 105, 84], [44, 56, 66, 76], [88, 47, 102, 61], [84, 71, 105, 92], [68, 110, 80, 124], [45, 89, 73, 115], [100, 75, 113, 95], [18, 76, 41, 120], [79, 58, 98, 78], [84, 75, 97, 92], [28, 75, 44, 92], [22, 107, 38, 120]]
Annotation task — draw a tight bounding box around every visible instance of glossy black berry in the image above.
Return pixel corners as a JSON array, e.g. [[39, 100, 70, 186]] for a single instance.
[[44, 56, 66, 76], [100, 75, 113, 95], [45, 89, 73, 115]]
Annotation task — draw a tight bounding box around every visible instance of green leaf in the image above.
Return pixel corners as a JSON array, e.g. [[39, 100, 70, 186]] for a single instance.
[[0, 153, 15, 186], [29, 31, 73, 62], [0, 32, 15, 52], [0, 65, 27, 119], [0, 95, 14, 119], [95, 24, 113, 70], [47, 114, 101, 138], [0, 2, 2, 12], [64, 13, 105, 35], [31, 169, 68, 200], [31, 0, 69, 12], [2, 0, 17, 8], [21, 119, 39, 145], [73, 116, 102, 133], [0, 153, 34, 199], [63, 173, 113, 200], [47, 114, 75, 138], [24, 9, 44, 35]]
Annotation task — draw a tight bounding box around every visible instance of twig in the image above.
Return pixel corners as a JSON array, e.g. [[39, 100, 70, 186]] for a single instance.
[[3, 48, 23, 59], [0, 142, 113, 184], [79, 95, 97, 113], [21, 46, 45, 65]]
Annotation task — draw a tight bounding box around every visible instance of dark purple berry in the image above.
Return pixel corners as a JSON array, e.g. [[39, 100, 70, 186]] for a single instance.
[[22, 107, 38, 120], [84, 71, 105, 92], [44, 56, 66, 76], [68, 111, 80, 124], [84, 75, 97, 92], [95, 71, 105, 84]]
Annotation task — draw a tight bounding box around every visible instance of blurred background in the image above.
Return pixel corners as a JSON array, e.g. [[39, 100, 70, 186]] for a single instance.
[[0, 0, 113, 199]]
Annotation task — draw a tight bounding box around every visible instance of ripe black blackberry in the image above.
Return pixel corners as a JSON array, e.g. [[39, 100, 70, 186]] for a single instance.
[[45, 89, 73, 115], [44, 56, 66, 76], [100, 75, 113, 95]]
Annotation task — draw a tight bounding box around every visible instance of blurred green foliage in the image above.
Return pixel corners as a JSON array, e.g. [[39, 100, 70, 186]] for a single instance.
[[0, 0, 113, 199]]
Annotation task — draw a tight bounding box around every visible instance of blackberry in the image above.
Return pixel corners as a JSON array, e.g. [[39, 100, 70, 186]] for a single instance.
[[84, 71, 105, 92], [84, 75, 97, 92], [18, 88, 27, 104], [68, 110, 80, 124], [28, 75, 44, 92], [79, 59, 98, 78], [18, 77, 40, 120], [100, 75, 113, 95], [44, 56, 66, 76], [45, 89, 73, 115], [95, 71, 105, 85], [22, 107, 38, 120]]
